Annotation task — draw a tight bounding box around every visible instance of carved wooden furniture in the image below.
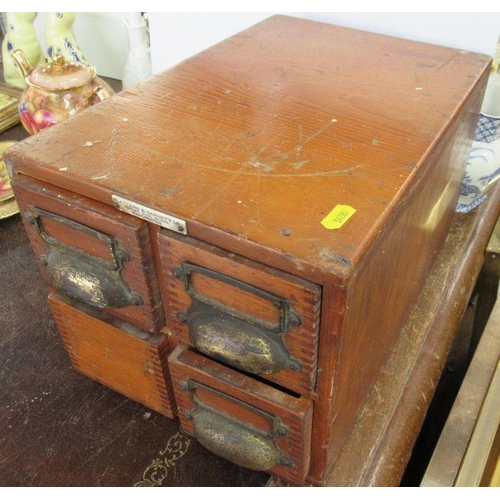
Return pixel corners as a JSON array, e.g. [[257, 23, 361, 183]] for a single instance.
[[4, 15, 491, 485]]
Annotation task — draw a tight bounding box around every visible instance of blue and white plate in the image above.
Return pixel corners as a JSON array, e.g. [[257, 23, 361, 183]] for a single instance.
[[457, 114, 500, 213]]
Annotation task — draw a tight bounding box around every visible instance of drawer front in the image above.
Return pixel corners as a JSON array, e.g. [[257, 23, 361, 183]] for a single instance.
[[169, 345, 313, 485], [14, 176, 164, 333], [49, 292, 176, 418], [157, 232, 321, 397]]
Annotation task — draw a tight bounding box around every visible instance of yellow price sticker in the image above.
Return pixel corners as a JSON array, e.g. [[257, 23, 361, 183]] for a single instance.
[[321, 205, 356, 229]]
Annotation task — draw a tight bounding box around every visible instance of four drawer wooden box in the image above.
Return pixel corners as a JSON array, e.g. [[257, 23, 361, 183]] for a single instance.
[[4, 15, 491, 485]]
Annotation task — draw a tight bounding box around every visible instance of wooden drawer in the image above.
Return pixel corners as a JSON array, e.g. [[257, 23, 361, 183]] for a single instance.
[[158, 231, 321, 397], [49, 292, 176, 417], [14, 176, 164, 333], [169, 345, 313, 485]]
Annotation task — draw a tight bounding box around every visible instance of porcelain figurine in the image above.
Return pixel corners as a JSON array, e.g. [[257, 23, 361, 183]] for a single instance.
[[45, 12, 86, 63], [1, 12, 45, 88], [121, 13, 152, 89]]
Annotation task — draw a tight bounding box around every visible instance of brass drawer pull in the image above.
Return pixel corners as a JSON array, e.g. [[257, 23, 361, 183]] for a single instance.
[[182, 379, 293, 471], [27, 207, 142, 309], [173, 263, 302, 375]]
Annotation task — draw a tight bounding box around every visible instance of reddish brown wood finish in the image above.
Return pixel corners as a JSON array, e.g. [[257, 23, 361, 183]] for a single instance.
[[4, 15, 491, 485], [4, 16, 490, 283], [169, 345, 313, 485], [158, 231, 321, 397], [13, 175, 165, 333], [49, 292, 176, 417], [307, 68, 489, 484]]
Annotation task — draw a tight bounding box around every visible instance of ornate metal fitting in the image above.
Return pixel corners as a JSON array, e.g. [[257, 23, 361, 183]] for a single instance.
[[183, 379, 293, 471], [173, 263, 302, 375], [29, 207, 142, 309]]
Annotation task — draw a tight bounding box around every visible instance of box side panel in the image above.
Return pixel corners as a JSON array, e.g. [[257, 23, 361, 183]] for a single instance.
[[307, 68, 489, 484]]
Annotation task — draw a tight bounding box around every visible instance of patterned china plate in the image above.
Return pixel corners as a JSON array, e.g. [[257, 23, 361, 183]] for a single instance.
[[0, 197, 19, 220], [0, 140, 19, 218], [457, 115, 500, 213]]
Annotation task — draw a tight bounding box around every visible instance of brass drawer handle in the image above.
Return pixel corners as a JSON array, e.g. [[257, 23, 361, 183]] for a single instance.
[[173, 263, 302, 375], [182, 379, 293, 471], [27, 207, 142, 309]]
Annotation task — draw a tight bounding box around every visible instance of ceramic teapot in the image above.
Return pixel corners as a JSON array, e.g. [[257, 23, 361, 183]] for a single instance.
[[11, 49, 114, 135]]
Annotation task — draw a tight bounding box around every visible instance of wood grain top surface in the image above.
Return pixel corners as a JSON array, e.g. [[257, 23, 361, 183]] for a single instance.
[[6, 15, 491, 280]]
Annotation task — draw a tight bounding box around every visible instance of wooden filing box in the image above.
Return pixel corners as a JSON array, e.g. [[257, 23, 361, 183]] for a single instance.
[[5, 16, 491, 485]]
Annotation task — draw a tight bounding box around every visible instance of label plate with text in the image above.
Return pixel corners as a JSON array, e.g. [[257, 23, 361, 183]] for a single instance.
[[112, 195, 187, 235]]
